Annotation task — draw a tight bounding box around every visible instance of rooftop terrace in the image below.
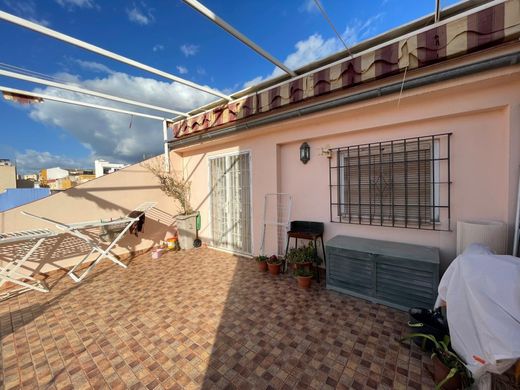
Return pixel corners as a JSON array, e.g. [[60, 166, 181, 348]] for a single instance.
[[1, 248, 435, 390]]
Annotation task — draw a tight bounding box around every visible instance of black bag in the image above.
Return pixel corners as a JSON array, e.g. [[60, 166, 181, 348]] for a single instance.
[[408, 307, 449, 351]]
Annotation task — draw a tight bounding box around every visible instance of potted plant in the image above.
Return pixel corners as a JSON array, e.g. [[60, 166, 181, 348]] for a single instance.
[[286, 244, 313, 271], [267, 255, 282, 275], [294, 268, 313, 288], [255, 255, 268, 272], [143, 158, 197, 250], [402, 334, 472, 390]]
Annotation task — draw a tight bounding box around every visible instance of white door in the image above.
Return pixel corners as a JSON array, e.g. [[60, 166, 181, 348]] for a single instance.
[[209, 152, 252, 254]]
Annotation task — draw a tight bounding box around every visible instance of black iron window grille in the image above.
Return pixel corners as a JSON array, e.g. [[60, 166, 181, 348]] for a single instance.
[[329, 133, 451, 231]]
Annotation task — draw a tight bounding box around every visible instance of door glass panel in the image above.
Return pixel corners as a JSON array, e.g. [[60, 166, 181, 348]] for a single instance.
[[209, 153, 251, 254]]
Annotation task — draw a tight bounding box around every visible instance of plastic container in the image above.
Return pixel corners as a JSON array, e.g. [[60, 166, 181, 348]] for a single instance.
[[166, 237, 180, 251], [151, 248, 164, 259]]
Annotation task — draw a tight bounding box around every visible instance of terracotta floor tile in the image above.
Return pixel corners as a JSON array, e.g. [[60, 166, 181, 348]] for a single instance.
[[1, 247, 439, 389]]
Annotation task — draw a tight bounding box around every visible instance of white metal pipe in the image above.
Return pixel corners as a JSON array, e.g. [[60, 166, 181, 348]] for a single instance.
[[0, 10, 230, 101], [182, 0, 296, 77], [162, 120, 171, 172], [313, 0, 352, 56], [0, 86, 166, 121], [435, 0, 441, 22], [0, 68, 188, 117]]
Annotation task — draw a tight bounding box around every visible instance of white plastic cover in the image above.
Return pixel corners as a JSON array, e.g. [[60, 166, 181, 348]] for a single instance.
[[436, 244, 520, 379]]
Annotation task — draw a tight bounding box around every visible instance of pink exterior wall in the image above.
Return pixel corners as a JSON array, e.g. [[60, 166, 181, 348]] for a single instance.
[[0, 156, 181, 274], [177, 61, 520, 270]]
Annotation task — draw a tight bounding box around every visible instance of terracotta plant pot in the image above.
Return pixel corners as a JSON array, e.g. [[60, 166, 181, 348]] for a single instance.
[[267, 262, 281, 275], [432, 355, 462, 390], [258, 261, 267, 272], [292, 261, 312, 271], [297, 275, 312, 289]]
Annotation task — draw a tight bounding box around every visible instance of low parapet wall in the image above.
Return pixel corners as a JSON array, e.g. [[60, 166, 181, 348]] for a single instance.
[[0, 155, 178, 275]]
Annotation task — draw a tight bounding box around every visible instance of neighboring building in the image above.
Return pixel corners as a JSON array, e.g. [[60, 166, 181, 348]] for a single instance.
[[39, 167, 96, 190], [0, 188, 50, 212], [44, 167, 69, 181], [16, 179, 35, 189], [68, 168, 94, 176], [23, 173, 38, 181], [47, 177, 73, 191], [70, 174, 96, 186], [40, 167, 69, 188], [0, 159, 16, 192], [17, 173, 39, 189], [68, 169, 96, 186], [95, 159, 127, 178]]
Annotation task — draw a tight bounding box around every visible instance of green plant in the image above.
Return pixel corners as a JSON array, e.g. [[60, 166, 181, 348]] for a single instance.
[[293, 268, 313, 277], [255, 255, 268, 263], [267, 255, 282, 265], [401, 334, 473, 389], [286, 242, 322, 265]]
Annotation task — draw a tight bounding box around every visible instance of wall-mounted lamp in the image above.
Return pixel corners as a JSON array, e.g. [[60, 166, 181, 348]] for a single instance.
[[300, 142, 310, 164]]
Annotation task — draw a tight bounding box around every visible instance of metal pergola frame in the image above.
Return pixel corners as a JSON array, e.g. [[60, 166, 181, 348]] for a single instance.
[[0, 10, 230, 101], [0, 0, 498, 171], [0, 86, 167, 121], [0, 68, 188, 118], [182, 0, 297, 77]]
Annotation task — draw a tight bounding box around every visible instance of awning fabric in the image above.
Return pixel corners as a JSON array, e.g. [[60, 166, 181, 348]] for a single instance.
[[170, 0, 520, 139], [2, 91, 43, 105]]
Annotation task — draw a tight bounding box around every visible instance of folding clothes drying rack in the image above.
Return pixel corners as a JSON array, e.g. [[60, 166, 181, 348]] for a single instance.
[[22, 202, 157, 283], [0, 228, 56, 299]]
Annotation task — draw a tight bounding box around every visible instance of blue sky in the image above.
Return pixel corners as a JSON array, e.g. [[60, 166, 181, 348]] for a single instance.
[[0, 0, 460, 173]]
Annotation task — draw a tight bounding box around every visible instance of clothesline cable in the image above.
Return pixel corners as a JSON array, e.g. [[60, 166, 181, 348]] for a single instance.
[[397, 65, 408, 108], [0, 62, 77, 86]]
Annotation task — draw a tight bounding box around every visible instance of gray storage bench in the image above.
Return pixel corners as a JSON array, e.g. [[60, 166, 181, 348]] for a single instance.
[[325, 235, 440, 311]]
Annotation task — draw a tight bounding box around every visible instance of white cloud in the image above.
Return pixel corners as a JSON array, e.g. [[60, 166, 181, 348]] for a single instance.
[[152, 44, 164, 52], [342, 13, 384, 46], [26, 72, 218, 164], [55, 0, 96, 9], [284, 33, 340, 69], [126, 4, 154, 25], [176, 66, 188, 75], [243, 76, 264, 88], [243, 33, 340, 88], [298, 0, 317, 13], [3, 0, 51, 26], [243, 13, 384, 88], [180, 44, 199, 57], [15, 149, 91, 172], [74, 59, 115, 75]]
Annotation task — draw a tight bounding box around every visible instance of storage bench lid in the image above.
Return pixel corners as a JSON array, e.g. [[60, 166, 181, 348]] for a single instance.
[[326, 235, 440, 264]]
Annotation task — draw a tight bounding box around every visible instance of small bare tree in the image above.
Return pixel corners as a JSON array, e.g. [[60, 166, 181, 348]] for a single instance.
[[143, 158, 194, 215]]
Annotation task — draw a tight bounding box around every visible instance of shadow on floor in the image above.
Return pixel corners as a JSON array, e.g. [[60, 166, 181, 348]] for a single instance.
[[195, 251, 432, 389]]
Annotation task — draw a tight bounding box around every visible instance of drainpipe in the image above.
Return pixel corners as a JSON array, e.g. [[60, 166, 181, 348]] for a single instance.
[[169, 51, 520, 150], [162, 120, 170, 172]]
